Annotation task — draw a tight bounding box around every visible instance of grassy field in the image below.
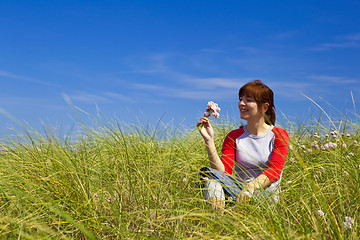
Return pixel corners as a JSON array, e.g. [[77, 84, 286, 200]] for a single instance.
[[0, 113, 359, 239]]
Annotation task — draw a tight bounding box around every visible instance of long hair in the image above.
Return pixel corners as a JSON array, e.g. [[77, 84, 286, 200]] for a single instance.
[[238, 80, 276, 125]]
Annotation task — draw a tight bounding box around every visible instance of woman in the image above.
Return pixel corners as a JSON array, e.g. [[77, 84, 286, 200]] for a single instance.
[[197, 80, 289, 210]]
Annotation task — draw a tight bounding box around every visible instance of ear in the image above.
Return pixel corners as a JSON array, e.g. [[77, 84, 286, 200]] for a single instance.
[[262, 103, 269, 113]]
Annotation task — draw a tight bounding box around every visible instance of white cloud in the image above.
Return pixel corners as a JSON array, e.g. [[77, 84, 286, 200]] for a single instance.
[[65, 92, 111, 103], [0, 70, 59, 87], [311, 32, 360, 51], [336, 33, 360, 41], [308, 75, 359, 84], [132, 83, 165, 91], [189, 77, 246, 89], [199, 48, 226, 53], [103, 92, 130, 102]]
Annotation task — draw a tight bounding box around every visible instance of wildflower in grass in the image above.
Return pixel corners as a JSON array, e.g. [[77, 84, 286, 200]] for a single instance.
[[206, 101, 221, 118], [349, 152, 354, 156], [324, 142, 337, 149], [342, 144, 347, 148], [243, 190, 252, 198], [182, 177, 187, 182], [325, 134, 329, 138], [343, 171, 349, 176], [321, 145, 326, 150], [354, 140, 358, 144], [316, 210, 325, 216], [300, 145, 306, 149], [343, 216, 354, 229], [289, 145, 293, 150], [346, 133, 351, 137], [311, 143, 319, 149]]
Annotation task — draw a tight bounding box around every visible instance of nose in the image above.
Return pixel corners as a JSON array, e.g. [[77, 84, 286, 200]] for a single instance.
[[239, 99, 246, 106]]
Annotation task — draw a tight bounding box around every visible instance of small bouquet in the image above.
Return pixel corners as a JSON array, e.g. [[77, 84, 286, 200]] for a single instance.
[[205, 101, 221, 118], [197, 101, 221, 130]]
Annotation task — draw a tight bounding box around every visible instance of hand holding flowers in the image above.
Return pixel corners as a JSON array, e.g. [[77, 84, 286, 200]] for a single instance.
[[197, 101, 221, 141]]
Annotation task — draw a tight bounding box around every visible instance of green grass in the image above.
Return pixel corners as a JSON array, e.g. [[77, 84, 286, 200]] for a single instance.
[[0, 113, 359, 239]]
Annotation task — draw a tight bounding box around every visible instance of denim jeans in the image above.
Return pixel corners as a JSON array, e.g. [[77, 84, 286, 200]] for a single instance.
[[198, 167, 269, 203], [198, 167, 244, 201]]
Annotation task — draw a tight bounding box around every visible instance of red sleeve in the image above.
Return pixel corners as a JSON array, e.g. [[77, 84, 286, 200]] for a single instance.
[[220, 128, 244, 175], [262, 127, 289, 183]]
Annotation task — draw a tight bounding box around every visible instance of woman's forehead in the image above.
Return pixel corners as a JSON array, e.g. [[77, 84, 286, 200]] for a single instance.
[[239, 94, 255, 99]]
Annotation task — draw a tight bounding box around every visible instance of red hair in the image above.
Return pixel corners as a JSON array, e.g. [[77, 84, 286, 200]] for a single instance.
[[238, 80, 276, 125]]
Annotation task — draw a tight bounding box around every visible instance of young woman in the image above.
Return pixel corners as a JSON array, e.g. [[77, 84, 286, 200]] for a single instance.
[[197, 80, 289, 209]]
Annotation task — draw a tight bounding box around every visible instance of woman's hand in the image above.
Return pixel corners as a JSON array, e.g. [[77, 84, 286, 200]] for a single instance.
[[236, 184, 255, 202], [236, 174, 270, 202], [197, 112, 214, 142]]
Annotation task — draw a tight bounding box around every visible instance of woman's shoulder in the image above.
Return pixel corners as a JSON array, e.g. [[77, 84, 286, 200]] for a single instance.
[[271, 126, 288, 133], [271, 126, 289, 141], [226, 127, 245, 139]]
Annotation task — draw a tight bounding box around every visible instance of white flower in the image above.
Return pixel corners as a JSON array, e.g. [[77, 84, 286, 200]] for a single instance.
[[316, 210, 325, 216], [243, 191, 252, 198], [343, 216, 354, 229]]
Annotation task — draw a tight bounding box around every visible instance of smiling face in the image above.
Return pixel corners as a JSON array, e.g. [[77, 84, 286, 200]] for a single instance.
[[238, 95, 269, 122], [238, 80, 275, 125]]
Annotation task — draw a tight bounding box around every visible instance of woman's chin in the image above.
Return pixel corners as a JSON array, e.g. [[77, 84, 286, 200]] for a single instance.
[[240, 115, 247, 120]]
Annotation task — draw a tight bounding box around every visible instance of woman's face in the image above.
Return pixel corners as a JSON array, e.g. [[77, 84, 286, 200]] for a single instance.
[[238, 95, 264, 121]]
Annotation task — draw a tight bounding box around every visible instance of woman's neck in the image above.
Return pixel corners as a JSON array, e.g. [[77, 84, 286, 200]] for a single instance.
[[246, 120, 270, 136]]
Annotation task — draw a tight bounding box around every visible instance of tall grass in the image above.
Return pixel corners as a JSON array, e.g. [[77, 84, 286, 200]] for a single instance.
[[0, 110, 359, 239]]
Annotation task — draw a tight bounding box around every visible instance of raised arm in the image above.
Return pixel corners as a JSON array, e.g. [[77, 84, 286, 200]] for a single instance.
[[197, 113, 225, 172]]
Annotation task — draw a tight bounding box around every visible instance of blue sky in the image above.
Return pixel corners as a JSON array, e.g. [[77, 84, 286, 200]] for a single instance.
[[1, 0, 360, 135]]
